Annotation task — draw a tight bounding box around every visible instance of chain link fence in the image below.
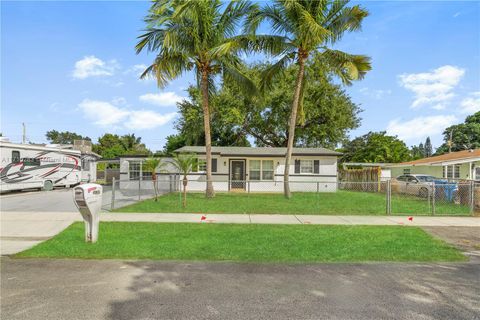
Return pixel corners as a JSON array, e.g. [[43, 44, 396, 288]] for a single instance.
[[101, 175, 479, 216]]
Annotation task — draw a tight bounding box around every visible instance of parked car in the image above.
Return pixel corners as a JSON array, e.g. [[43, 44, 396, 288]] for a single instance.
[[395, 174, 438, 198]]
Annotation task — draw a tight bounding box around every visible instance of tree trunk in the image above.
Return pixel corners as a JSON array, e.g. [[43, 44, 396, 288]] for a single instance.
[[284, 53, 308, 199], [182, 176, 188, 208], [200, 70, 215, 198], [152, 172, 158, 201]]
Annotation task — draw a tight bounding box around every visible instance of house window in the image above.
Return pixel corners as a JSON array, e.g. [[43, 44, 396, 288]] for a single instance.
[[446, 165, 453, 179], [403, 168, 411, 175], [300, 160, 314, 174], [249, 160, 261, 181], [198, 159, 207, 172], [12, 151, 20, 163], [262, 160, 274, 180], [129, 161, 141, 180], [454, 165, 460, 179]]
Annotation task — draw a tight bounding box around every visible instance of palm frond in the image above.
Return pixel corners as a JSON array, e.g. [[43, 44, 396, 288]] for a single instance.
[[321, 49, 372, 85], [259, 52, 296, 92]]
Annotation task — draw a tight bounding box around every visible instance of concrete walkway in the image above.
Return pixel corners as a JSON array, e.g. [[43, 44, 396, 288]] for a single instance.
[[2, 211, 479, 255]]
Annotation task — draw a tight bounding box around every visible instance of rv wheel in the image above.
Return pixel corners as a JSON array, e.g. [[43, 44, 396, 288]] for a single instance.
[[43, 180, 54, 191]]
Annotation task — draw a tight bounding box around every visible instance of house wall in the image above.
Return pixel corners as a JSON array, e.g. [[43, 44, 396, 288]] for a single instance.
[[390, 161, 480, 180]]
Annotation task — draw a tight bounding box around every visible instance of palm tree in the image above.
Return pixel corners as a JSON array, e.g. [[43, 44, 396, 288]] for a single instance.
[[170, 153, 197, 207], [136, 0, 256, 198], [247, 0, 372, 198], [143, 157, 165, 201]]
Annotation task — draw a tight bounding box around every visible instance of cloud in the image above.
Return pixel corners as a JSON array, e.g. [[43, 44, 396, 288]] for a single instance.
[[139, 92, 185, 107], [386, 115, 457, 141], [460, 92, 480, 114], [78, 98, 176, 129], [78, 99, 130, 126], [359, 87, 391, 100], [398, 65, 465, 109], [72, 56, 119, 79], [125, 111, 177, 130], [453, 12, 461, 18]]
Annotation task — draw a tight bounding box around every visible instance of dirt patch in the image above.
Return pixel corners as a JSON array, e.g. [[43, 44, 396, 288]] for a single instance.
[[422, 226, 480, 253]]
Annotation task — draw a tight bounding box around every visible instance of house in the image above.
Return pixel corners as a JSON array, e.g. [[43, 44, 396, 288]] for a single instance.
[[388, 149, 480, 181], [173, 146, 341, 192]]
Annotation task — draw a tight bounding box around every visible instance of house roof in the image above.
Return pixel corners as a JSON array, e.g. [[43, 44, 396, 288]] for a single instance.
[[393, 149, 480, 166], [174, 146, 342, 157]]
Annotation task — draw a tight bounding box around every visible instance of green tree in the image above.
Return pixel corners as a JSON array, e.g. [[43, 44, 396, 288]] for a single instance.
[[170, 153, 197, 207], [93, 133, 150, 159], [46, 130, 91, 144], [247, 0, 371, 197], [435, 112, 480, 154], [341, 132, 411, 163], [136, 0, 256, 198], [424, 137, 433, 157]]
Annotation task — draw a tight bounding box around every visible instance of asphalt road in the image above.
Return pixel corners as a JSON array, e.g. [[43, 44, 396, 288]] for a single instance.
[[1, 258, 479, 320], [0, 189, 78, 212]]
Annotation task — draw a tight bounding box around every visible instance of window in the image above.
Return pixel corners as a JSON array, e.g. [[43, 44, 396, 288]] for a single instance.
[[300, 160, 313, 174], [403, 168, 411, 175], [82, 159, 90, 171], [129, 161, 141, 180], [249, 160, 261, 181], [262, 160, 274, 180], [12, 151, 20, 163], [198, 159, 207, 172], [446, 165, 453, 178], [397, 175, 406, 181], [454, 165, 460, 179], [248, 160, 274, 181]]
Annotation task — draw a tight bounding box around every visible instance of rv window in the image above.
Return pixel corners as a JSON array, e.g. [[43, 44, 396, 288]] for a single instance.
[[12, 151, 20, 163], [82, 159, 90, 170]]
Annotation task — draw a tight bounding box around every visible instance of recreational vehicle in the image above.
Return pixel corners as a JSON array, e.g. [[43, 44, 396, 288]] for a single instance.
[[0, 140, 98, 192]]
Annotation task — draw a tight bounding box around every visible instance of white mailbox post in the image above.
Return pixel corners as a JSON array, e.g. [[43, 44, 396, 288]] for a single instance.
[[73, 183, 103, 243]]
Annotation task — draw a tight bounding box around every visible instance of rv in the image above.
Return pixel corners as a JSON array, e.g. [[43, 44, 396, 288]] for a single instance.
[[0, 140, 98, 193]]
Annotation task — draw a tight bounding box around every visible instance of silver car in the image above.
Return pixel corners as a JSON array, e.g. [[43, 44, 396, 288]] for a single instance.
[[395, 174, 437, 198]]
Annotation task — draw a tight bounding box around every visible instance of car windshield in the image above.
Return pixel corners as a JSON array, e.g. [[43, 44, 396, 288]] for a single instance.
[[416, 175, 435, 182]]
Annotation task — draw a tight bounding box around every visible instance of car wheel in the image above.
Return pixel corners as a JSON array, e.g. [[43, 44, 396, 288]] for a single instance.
[[419, 187, 428, 198], [43, 180, 54, 191]]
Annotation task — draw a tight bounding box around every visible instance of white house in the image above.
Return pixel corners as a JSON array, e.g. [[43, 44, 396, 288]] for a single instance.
[[172, 146, 341, 192]]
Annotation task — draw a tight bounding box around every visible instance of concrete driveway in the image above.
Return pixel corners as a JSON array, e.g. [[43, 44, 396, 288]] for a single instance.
[[1, 258, 479, 320]]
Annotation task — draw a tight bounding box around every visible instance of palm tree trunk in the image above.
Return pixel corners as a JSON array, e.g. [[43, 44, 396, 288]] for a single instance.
[[284, 53, 307, 199], [201, 70, 215, 198], [182, 176, 188, 207]]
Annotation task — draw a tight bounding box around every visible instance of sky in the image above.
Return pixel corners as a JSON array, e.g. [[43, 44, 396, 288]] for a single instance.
[[2, 0, 479, 152]]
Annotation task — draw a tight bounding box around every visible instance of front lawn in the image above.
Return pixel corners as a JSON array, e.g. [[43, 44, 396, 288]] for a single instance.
[[114, 191, 470, 216], [17, 222, 465, 262]]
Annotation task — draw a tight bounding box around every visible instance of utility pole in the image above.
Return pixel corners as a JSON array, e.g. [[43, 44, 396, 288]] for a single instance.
[[22, 122, 26, 144]]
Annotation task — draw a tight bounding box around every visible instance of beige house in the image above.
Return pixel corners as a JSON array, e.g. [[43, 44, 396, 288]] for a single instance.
[[388, 149, 480, 181]]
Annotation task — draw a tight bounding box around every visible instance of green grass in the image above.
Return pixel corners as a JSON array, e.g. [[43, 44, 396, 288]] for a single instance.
[[115, 191, 471, 216], [17, 222, 465, 262]]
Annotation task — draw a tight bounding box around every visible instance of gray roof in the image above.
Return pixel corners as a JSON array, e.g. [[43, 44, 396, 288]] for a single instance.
[[174, 146, 341, 157]]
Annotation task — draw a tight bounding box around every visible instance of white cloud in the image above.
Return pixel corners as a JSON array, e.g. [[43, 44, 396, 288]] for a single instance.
[[359, 87, 391, 100], [453, 12, 461, 18], [78, 99, 130, 126], [460, 92, 480, 114], [386, 115, 457, 141], [78, 98, 176, 130], [125, 64, 147, 76], [398, 65, 465, 109], [72, 56, 119, 79], [139, 92, 185, 107], [125, 111, 177, 130]]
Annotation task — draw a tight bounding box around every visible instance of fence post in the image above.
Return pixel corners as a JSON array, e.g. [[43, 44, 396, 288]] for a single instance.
[[248, 180, 250, 193], [386, 180, 391, 215], [110, 177, 116, 211], [317, 182, 319, 193], [431, 182, 436, 216], [138, 178, 141, 201], [470, 180, 475, 216]]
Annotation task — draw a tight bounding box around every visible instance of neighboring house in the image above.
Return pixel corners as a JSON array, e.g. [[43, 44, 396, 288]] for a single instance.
[[172, 146, 341, 192], [388, 149, 480, 181]]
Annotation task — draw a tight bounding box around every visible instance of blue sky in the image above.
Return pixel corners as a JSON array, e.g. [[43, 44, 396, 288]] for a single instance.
[[2, 1, 479, 152]]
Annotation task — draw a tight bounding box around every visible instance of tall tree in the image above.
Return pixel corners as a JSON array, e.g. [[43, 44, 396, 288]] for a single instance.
[[247, 0, 371, 198], [435, 112, 480, 154], [341, 132, 411, 163], [46, 130, 90, 144], [424, 137, 433, 157], [136, 0, 256, 198], [93, 133, 150, 159]]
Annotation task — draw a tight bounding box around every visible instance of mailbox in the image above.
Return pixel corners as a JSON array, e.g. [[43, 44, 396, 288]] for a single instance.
[[73, 183, 102, 243]]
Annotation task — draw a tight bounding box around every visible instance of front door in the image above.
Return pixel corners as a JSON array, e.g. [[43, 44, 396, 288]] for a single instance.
[[230, 160, 245, 190]]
